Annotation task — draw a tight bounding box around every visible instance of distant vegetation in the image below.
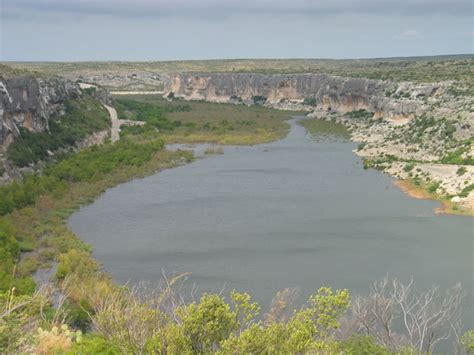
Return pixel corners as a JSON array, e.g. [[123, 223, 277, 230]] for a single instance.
[[6, 55, 473, 85], [303, 97, 317, 106], [115, 95, 301, 145], [343, 109, 374, 120], [299, 118, 350, 140], [7, 96, 110, 167]]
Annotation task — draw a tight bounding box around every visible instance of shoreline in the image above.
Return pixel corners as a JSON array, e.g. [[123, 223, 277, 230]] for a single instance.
[[393, 179, 473, 217]]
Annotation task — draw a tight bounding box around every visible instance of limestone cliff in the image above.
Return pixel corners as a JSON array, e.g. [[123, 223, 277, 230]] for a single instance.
[[0, 76, 80, 148], [163, 73, 435, 120]]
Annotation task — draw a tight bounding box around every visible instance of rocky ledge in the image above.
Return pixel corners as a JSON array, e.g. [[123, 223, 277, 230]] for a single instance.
[[0, 76, 81, 148], [164, 72, 473, 213]]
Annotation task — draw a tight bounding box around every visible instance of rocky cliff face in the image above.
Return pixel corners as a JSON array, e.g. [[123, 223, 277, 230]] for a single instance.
[[0, 76, 80, 148], [163, 73, 436, 120]]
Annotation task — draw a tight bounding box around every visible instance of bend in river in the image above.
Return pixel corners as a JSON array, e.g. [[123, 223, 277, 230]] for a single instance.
[[69, 118, 473, 323]]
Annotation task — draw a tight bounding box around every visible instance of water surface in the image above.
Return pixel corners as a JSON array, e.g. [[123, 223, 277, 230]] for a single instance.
[[69, 119, 473, 320]]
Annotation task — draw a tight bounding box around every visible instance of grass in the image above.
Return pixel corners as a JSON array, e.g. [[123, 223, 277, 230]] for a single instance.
[[114, 95, 302, 145], [299, 118, 350, 139], [204, 146, 224, 155]]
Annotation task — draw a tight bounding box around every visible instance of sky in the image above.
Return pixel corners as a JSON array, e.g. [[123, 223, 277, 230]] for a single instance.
[[1, 0, 473, 61]]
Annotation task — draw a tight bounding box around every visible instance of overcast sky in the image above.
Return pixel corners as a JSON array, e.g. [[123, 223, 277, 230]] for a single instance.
[[1, 0, 472, 61]]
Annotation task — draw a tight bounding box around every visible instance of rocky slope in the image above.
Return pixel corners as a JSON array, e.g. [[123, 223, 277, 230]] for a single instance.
[[164, 73, 473, 212], [163, 73, 434, 121], [0, 76, 80, 148]]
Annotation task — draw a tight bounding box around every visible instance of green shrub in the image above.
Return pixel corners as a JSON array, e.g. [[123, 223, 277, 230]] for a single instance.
[[114, 98, 182, 130], [344, 109, 374, 119], [67, 335, 121, 354], [251, 95, 267, 105], [428, 182, 440, 193], [339, 335, 391, 354], [56, 249, 98, 280], [403, 163, 414, 172], [459, 184, 474, 198], [303, 97, 317, 106], [456, 166, 467, 176]]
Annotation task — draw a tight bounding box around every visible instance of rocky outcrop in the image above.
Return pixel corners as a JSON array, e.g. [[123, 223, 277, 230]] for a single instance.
[[0, 76, 80, 148], [163, 73, 435, 120]]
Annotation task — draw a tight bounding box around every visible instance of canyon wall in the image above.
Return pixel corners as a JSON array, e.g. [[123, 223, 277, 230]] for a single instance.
[[164, 73, 432, 120], [0, 76, 80, 148]]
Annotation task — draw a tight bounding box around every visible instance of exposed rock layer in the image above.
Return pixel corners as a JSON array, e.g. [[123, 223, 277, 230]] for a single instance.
[[0, 76, 80, 148], [163, 73, 433, 120]]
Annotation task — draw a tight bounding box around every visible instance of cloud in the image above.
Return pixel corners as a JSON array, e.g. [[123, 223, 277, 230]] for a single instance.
[[394, 29, 423, 40], [3, 0, 472, 19]]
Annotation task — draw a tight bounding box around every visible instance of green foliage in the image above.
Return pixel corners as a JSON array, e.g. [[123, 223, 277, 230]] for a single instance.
[[456, 166, 467, 176], [81, 87, 97, 96], [68, 334, 121, 354], [56, 249, 98, 280], [0, 222, 35, 295], [220, 287, 350, 353], [251, 95, 267, 105], [339, 335, 392, 354], [0, 290, 47, 352], [344, 109, 374, 119], [114, 98, 185, 130], [303, 97, 317, 106], [7, 96, 110, 167], [441, 142, 474, 165], [461, 330, 474, 353], [177, 293, 238, 353], [427, 182, 441, 194], [0, 137, 165, 217], [403, 163, 415, 172], [48, 138, 164, 183], [459, 184, 474, 198], [299, 119, 350, 140]]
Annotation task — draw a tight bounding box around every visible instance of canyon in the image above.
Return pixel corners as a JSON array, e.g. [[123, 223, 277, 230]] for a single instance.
[[1, 64, 472, 213]]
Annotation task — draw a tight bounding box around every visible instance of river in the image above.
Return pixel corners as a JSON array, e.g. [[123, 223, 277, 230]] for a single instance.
[[69, 118, 472, 324]]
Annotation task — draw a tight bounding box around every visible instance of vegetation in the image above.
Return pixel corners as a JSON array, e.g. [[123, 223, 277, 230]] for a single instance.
[[0, 134, 192, 296], [7, 96, 110, 167], [1, 272, 470, 354], [7, 55, 473, 89], [115, 95, 300, 145], [204, 146, 224, 155], [303, 97, 317, 106], [344, 109, 374, 120], [299, 118, 350, 140], [251, 95, 267, 105]]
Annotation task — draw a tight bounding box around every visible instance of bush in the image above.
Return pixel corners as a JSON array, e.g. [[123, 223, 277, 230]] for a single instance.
[[251, 95, 267, 105], [303, 97, 317, 106], [456, 166, 467, 176], [114, 98, 182, 130], [459, 184, 474, 198], [344, 109, 374, 119], [56, 249, 98, 280], [67, 335, 121, 354], [339, 335, 390, 354]]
